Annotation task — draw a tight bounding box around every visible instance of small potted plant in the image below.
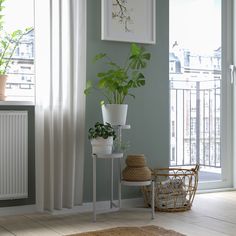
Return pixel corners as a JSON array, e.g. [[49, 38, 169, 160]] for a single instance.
[[0, 29, 32, 100], [0, 0, 32, 100], [84, 43, 151, 125], [88, 122, 116, 154]]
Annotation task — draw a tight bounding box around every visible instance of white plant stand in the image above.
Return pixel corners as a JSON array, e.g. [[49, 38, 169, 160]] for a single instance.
[[92, 152, 123, 222], [92, 125, 155, 222], [120, 180, 155, 220]]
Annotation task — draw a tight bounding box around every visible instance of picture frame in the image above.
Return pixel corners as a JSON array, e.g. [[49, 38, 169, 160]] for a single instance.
[[101, 0, 156, 44]]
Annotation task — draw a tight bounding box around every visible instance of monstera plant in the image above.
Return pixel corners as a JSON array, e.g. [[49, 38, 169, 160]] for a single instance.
[[84, 43, 151, 125]]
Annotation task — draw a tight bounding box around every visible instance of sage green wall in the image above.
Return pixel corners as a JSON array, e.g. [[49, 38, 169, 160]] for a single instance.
[[84, 0, 169, 202]]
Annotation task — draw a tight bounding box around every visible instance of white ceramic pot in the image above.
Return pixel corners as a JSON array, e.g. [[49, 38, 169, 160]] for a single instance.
[[0, 75, 7, 101], [102, 104, 128, 126], [90, 136, 113, 154]]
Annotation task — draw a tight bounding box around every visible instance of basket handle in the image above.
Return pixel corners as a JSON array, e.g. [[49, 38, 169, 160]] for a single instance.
[[193, 164, 200, 173]]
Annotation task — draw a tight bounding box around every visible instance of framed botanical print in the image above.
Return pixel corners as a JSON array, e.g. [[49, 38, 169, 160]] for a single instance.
[[101, 0, 156, 44]]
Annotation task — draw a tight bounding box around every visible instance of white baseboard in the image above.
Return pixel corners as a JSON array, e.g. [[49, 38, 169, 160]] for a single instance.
[[50, 198, 145, 215], [0, 198, 145, 216], [197, 187, 236, 194], [0, 205, 37, 216]]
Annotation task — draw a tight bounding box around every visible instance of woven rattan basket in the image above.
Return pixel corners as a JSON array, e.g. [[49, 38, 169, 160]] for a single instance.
[[142, 164, 199, 212], [122, 166, 151, 181], [125, 154, 146, 167]]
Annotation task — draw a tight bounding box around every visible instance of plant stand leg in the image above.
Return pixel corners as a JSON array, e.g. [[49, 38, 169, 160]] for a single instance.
[[151, 180, 155, 219], [93, 155, 96, 222], [118, 159, 121, 209], [110, 158, 114, 208]]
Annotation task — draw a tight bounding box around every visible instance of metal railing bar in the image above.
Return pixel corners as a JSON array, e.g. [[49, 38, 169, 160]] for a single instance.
[[196, 82, 200, 165], [176, 90, 178, 166], [171, 88, 221, 92], [189, 89, 192, 166], [169, 78, 221, 83], [183, 89, 185, 166], [214, 87, 217, 167], [218, 87, 222, 168], [208, 89, 211, 166], [203, 90, 206, 166]]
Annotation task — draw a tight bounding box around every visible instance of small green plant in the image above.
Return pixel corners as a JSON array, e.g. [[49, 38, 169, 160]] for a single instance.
[[84, 43, 151, 104], [113, 140, 130, 153], [88, 122, 116, 140], [0, 28, 32, 75]]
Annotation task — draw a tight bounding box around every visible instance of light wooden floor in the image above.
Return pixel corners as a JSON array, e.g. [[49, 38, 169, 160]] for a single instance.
[[0, 191, 236, 236]]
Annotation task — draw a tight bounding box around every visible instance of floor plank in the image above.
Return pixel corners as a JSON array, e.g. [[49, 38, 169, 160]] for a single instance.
[[0, 225, 14, 236]]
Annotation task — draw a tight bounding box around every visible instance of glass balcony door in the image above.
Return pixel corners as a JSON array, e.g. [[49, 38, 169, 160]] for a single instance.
[[169, 0, 233, 189]]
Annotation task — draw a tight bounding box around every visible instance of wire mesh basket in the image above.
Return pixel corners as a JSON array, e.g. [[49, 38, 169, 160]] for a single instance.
[[142, 164, 199, 212]]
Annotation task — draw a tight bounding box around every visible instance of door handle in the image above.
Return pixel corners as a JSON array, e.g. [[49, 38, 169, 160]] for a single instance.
[[229, 65, 235, 84]]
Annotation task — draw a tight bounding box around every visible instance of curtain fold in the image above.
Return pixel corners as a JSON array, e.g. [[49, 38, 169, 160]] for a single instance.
[[35, 0, 86, 211]]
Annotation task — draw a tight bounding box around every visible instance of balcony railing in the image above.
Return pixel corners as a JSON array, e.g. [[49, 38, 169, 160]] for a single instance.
[[170, 79, 221, 168]]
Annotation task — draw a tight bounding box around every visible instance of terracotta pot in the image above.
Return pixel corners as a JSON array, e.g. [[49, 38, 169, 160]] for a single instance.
[[0, 75, 7, 101]]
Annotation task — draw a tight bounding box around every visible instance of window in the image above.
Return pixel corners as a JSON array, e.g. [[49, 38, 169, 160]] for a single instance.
[[1, 0, 34, 102]]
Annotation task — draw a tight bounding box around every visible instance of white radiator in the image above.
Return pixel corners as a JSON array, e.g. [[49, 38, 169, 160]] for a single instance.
[[0, 111, 28, 200]]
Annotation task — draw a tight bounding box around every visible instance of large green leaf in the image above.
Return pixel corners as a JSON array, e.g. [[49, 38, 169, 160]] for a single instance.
[[11, 30, 22, 38], [137, 80, 145, 86], [93, 53, 107, 63], [128, 93, 135, 99], [142, 52, 151, 60], [131, 43, 141, 55], [84, 80, 93, 95], [107, 61, 120, 68]]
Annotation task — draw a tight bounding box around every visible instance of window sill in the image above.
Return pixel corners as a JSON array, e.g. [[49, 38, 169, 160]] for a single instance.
[[0, 100, 35, 106]]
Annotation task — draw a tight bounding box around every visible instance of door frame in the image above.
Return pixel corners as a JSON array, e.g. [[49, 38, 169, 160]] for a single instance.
[[199, 0, 233, 190]]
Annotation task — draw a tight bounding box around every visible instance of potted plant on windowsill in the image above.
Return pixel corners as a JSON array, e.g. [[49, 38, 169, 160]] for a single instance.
[[0, 0, 32, 100], [88, 122, 116, 155], [84, 43, 151, 125], [0, 30, 31, 100]]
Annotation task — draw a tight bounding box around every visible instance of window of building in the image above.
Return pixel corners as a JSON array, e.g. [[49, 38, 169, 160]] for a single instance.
[[190, 117, 196, 136]]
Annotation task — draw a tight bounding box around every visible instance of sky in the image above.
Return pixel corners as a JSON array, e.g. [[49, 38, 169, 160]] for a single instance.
[[2, 0, 34, 32], [170, 0, 221, 54]]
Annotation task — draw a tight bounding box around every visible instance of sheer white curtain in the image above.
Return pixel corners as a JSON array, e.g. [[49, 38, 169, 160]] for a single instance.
[[35, 0, 86, 211]]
